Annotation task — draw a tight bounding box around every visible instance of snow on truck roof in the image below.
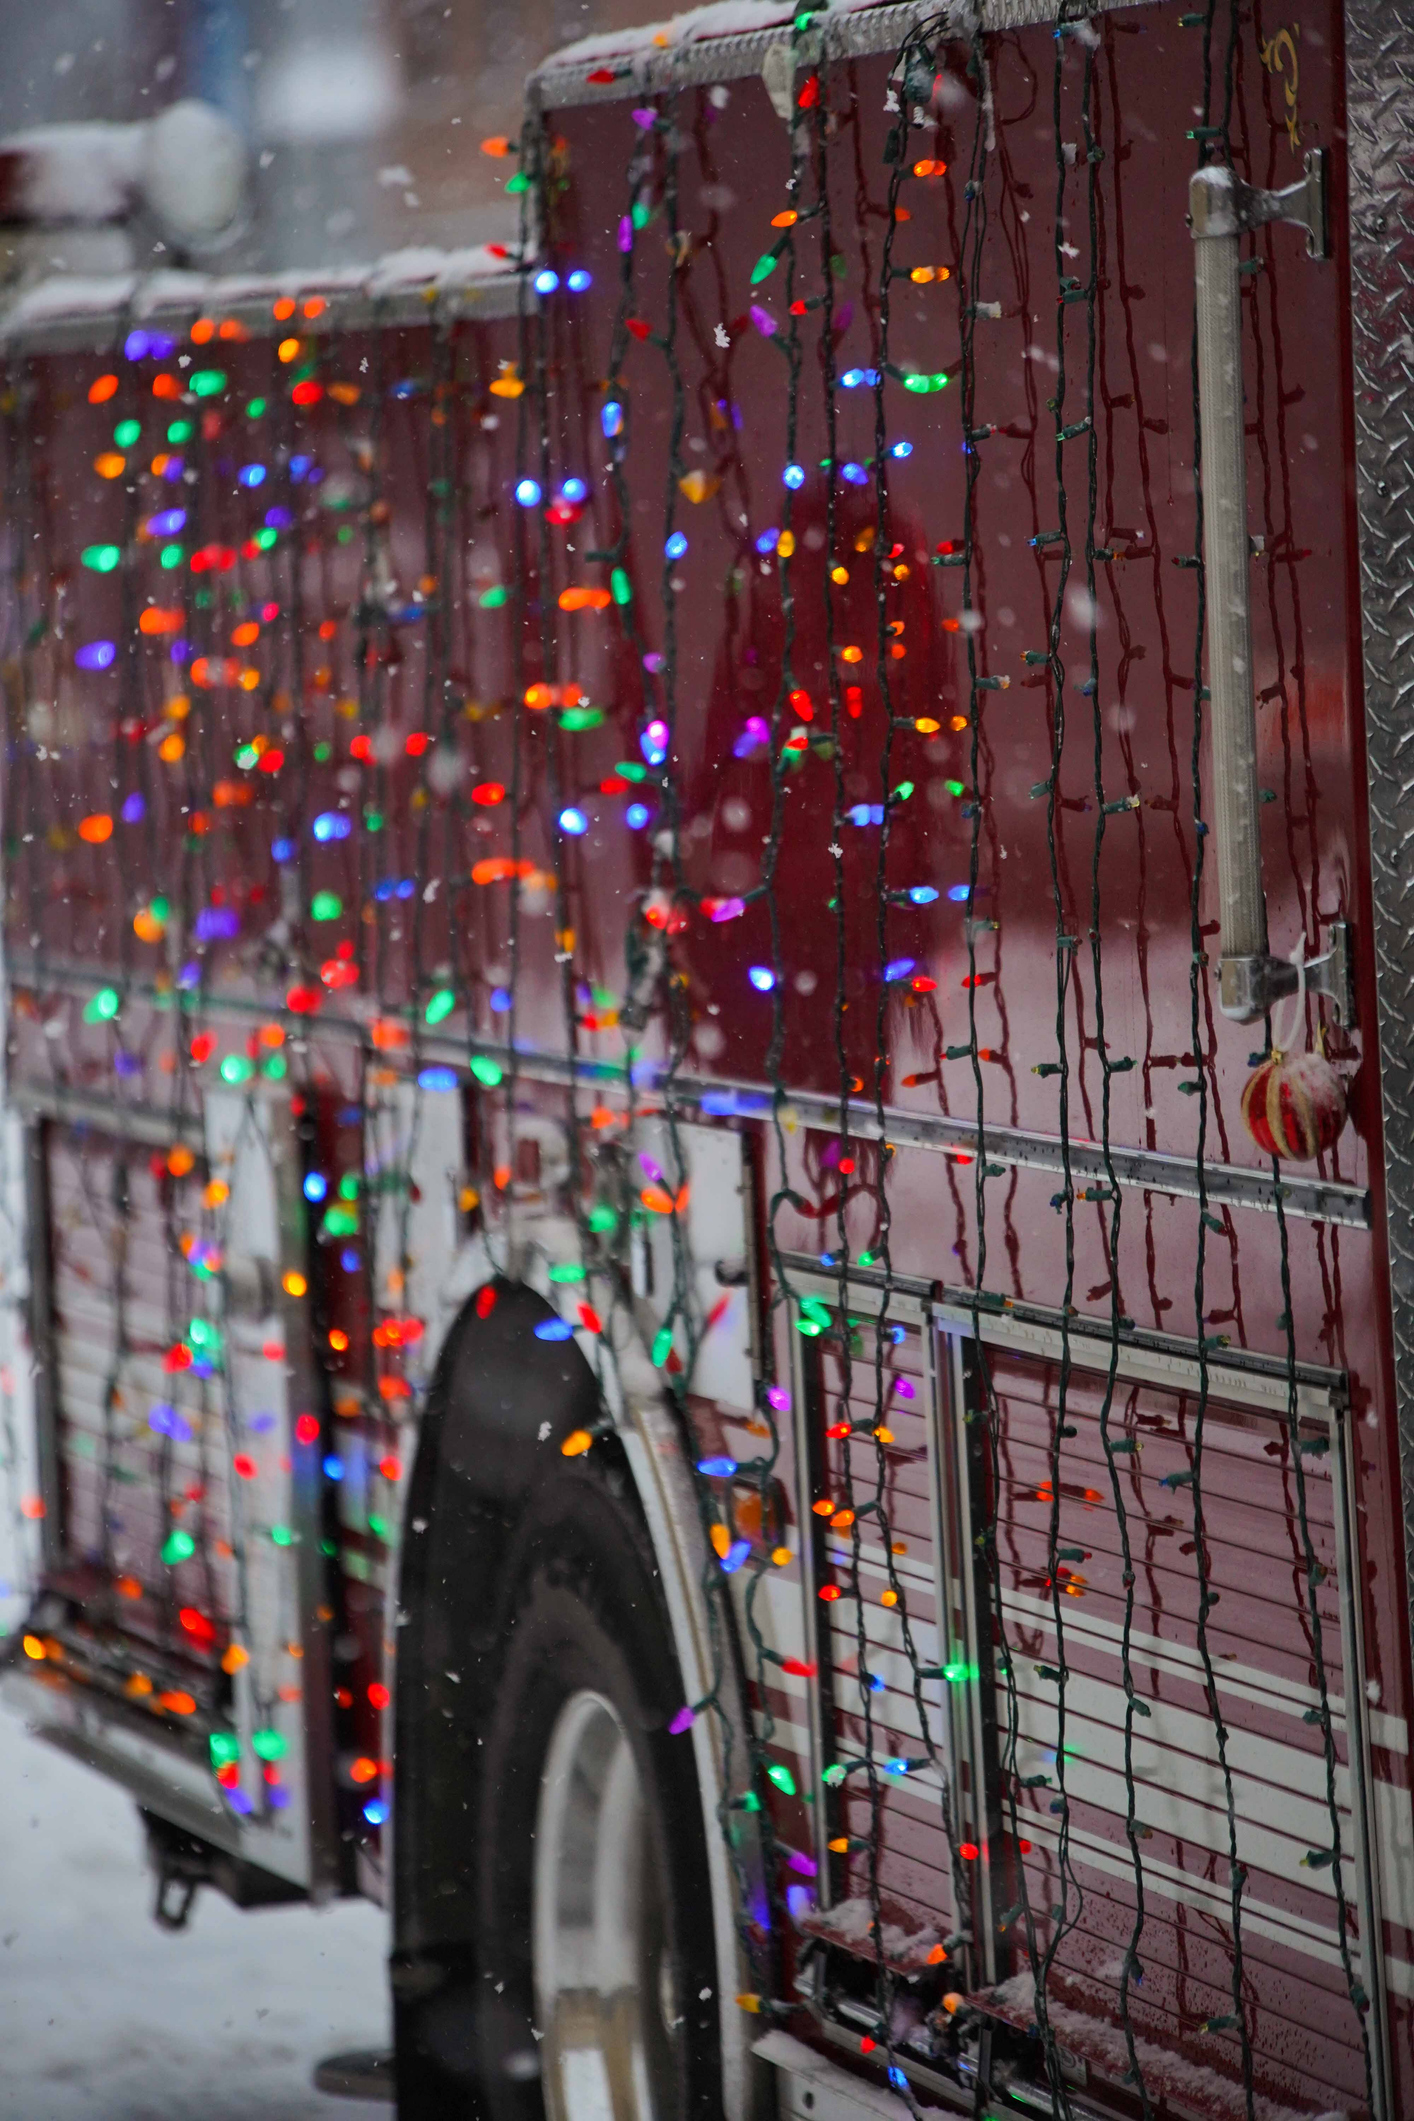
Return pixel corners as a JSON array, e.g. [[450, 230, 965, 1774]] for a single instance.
[[529, 0, 964, 102], [527, 0, 1145, 102]]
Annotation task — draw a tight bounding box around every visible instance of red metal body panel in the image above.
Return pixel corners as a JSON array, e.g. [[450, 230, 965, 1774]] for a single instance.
[[4, 2, 1412, 2114]]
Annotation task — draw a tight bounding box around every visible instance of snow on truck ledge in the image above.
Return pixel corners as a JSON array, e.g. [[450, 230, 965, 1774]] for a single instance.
[[801, 1894, 944, 1973], [0, 243, 518, 341], [981, 1973, 1350, 2121]]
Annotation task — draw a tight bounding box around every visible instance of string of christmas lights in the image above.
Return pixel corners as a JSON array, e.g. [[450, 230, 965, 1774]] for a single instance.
[[0, 4, 1380, 2112]]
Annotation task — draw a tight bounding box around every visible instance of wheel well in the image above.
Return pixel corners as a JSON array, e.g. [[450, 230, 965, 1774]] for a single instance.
[[391, 1272, 768, 2119], [394, 1275, 624, 1957]]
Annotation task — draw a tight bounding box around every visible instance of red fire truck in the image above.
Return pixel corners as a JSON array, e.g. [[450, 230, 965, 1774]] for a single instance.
[[2, 3, 1412, 2118]]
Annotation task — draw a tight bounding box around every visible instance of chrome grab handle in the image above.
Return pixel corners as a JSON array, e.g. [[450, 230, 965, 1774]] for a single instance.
[[1189, 150, 1334, 1022]]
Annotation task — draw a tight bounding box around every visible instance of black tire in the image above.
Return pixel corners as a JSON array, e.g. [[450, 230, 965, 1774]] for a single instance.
[[470, 1460, 723, 2121]]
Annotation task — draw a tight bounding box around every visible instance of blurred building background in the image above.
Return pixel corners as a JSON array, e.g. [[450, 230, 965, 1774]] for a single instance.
[[0, 0, 668, 283]]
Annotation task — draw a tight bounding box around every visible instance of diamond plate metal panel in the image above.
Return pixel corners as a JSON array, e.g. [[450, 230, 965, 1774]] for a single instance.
[[1348, 2, 1414, 1698]]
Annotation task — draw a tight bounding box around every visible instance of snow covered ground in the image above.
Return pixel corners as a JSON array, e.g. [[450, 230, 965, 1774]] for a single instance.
[[0, 1703, 390, 2120]]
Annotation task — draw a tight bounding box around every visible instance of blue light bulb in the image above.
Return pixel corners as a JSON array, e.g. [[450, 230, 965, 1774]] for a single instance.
[[561, 476, 588, 503], [559, 806, 589, 836], [748, 966, 775, 993], [783, 462, 805, 489], [567, 268, 592, 292], [533, 268, 560, 295], [664, 531, 688, 559], [514, 477, 542, 507], [303, 1171, 328, 1203]]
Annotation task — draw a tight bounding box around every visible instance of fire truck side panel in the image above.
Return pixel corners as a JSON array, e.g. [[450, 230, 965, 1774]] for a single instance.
[[0, 2, 1411, 2116]]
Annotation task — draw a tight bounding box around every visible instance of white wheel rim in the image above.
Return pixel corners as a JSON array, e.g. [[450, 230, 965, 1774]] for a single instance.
[[533, 1690, 672, 2121]]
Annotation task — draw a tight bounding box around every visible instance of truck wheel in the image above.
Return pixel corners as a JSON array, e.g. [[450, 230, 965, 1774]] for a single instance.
[[472, 1463, 722, 2121]]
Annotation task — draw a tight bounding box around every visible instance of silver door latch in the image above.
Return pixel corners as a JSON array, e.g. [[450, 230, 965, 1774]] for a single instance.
[[1189, 148, 1328, 258], [1220, 918, 1355, 1027]]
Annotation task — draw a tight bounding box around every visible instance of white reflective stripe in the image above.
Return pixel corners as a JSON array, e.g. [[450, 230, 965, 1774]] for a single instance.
[[1004, 1583, 1350, 1733], [1014, 1690, 1352, 1894], [825, 1538, 936, 1601], [1013, 1662, 1353, 1821], [762, 1716, 948, 1802], [826, 1641, 949, 1715], [1021, 1805, 1388, 1990]]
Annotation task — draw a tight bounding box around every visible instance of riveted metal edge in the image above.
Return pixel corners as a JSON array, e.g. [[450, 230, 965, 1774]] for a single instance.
[[527, 0, 1159, 112], [1347, 0, 1414, 1838]]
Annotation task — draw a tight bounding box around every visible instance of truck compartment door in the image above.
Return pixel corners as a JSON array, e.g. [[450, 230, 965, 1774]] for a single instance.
[[5, 1092, 338, 1898]]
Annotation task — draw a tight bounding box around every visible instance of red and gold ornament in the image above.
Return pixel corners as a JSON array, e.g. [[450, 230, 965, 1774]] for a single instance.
[[1241, 1046, 1346, 1161]]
